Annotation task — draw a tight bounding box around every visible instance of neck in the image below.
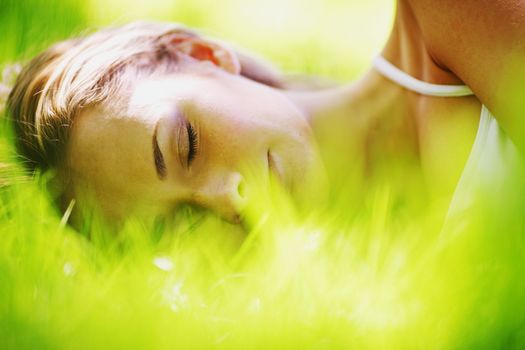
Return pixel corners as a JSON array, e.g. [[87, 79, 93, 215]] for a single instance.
[[382, 0, 463, 85], [287, 1, 458, 203], [289, 0, 464, 127], [285, 68, 420, 202]]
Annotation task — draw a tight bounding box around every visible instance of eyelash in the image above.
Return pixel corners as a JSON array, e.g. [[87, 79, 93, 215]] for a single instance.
[[187, 123, 198, 165]]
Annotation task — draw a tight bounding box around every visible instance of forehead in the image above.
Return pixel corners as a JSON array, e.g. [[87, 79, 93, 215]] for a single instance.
[[128, 68, 292, 118]]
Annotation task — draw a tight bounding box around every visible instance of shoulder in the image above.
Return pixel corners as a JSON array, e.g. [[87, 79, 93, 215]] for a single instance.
[[408, 0, 525, 151]]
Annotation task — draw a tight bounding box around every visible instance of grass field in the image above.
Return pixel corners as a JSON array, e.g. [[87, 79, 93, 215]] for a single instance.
[[2, 1, 525, 349]]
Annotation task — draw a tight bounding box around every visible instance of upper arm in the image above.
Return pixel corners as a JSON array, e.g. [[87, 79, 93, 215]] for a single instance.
[[408, 0, 525, 151]]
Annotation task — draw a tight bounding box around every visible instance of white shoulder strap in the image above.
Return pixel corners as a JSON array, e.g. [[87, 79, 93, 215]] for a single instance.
[[373, 56, 474, 97]]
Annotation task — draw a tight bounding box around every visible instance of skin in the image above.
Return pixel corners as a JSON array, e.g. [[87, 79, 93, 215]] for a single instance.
[[67, 61, 325, 223], [380, 0, 525, 202], [290, 0, 525, 212]]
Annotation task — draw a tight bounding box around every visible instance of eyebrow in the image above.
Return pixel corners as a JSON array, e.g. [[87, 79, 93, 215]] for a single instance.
[[152, 122, 167, 180]]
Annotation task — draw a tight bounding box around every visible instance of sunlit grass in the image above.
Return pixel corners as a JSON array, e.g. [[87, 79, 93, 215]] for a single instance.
[[2, 164, 525, 349], [2, 0, 525, 349]]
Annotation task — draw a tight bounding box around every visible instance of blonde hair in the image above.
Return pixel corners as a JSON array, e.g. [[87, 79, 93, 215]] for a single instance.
[[7, 21, 201, 171]]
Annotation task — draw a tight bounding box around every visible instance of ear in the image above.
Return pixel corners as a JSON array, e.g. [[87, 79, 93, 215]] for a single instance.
[[176, 37, 241, 75], [163, 32, 285, 88]]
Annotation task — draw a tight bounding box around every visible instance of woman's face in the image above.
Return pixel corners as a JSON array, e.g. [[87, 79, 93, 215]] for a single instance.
[[66, 63, 325, 222]]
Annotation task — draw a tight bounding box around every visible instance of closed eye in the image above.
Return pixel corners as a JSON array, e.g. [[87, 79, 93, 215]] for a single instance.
[[173, 111, 199, 170], [187, 122, 198, 166], [153, 123, 167, 180]]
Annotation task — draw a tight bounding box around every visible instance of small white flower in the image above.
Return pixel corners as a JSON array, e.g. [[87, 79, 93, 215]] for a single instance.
[[153, 256, 174, 272], [63, 262, 76, 277]]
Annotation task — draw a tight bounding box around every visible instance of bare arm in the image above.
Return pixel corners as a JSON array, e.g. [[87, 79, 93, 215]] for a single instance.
[[408, 0, 525, 151]]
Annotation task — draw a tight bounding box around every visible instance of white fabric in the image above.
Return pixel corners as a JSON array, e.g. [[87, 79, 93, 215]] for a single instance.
[[373, 56, 474, 97], [447, 106, 518, 216]]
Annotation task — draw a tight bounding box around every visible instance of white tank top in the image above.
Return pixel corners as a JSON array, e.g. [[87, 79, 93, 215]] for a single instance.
[[372, 56, 523, 225]]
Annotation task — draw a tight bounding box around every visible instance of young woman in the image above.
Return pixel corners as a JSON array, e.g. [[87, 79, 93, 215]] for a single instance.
[[7, 22, 330, 225], [6, 0, 524, 227]]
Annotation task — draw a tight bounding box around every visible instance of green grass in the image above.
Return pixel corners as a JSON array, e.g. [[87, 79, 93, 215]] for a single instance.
[[2, 0, 525, 349]]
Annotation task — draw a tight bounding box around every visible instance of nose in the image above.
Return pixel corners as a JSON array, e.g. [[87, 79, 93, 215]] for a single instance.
[[194, 172, 247, 223]]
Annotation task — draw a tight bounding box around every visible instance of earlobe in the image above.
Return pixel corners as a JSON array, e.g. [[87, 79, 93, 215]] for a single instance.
[[176, 37, 241, 75]]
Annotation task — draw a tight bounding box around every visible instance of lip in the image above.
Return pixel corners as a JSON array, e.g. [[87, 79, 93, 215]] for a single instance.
[[267, 150, 287, 188]]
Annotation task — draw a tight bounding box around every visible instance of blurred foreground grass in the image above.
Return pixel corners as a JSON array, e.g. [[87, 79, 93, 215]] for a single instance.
[[2, 0, 525, 349]]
